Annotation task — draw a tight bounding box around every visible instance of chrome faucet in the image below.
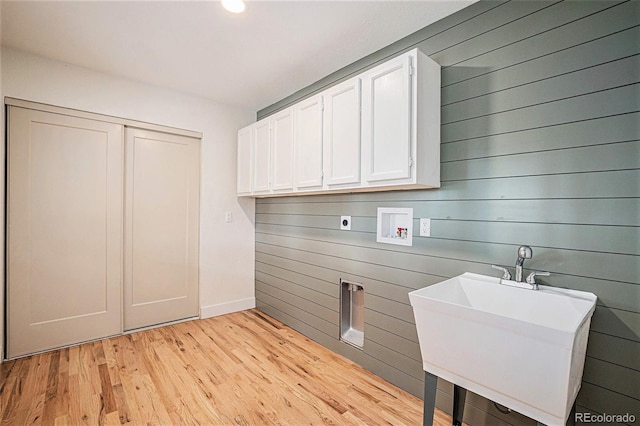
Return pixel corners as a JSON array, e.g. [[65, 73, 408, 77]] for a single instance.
[[492, 245, 550, 290], [515, 245, 532, 282]]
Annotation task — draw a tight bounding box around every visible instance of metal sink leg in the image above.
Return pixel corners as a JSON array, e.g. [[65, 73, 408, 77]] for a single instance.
[[453, 385, 467, 426], [423, 372, 437, 426]]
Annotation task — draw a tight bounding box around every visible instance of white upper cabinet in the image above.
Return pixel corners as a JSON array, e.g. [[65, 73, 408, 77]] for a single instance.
[[237, 48, 440, 197], [237, 125, 252, 195], [361, 49, 440, 189], [295, 95, 324, 190], [361, 53, 412, 183], [323, 77, 361, 188], [270, 108, 295, 192], [238, 106, 294, 196], [252, 119, 271, 194]]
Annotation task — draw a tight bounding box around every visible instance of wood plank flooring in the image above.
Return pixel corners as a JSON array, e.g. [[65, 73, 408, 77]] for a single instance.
[[0, 309, 455, 425]]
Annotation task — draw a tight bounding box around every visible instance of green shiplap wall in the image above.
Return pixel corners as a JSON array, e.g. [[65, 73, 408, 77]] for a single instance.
[[255, 1, 640, 424]]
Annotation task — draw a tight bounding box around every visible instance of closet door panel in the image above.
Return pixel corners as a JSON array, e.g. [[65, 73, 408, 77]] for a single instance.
[[7, 107, 123, 358], [124, 128, 200, 331]]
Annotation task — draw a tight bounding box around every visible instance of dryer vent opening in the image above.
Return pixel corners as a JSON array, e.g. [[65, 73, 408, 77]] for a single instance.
[[340, 279, 364, 349]]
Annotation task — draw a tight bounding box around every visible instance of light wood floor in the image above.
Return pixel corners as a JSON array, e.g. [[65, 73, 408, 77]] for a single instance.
[[0, 309, 455, 425]]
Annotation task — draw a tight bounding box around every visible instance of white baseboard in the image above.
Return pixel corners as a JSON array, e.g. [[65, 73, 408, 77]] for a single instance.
[[200, 297, 256, 319]]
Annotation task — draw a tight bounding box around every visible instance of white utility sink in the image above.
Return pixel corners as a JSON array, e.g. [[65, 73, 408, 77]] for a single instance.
[[409, 272, 597, 425]]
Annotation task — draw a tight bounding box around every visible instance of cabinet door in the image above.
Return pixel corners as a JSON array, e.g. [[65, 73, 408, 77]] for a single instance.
[[323, 77, 361, 186], [361, 52, 412, 183], [237, 125, 253, 195], [124, 128, 200, 331], [271, 108, 295, 192], [253, 119, 271, 193], [7, 107, 123, 358], [295, 95, 323, 189]]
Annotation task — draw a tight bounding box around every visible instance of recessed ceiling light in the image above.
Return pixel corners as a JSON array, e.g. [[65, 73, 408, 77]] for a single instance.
[[221, 0, 246, 14]]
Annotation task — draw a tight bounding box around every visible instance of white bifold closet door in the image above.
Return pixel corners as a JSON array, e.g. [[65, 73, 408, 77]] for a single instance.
[[7, 107, 124, 358], [123, 128, 200, 331]]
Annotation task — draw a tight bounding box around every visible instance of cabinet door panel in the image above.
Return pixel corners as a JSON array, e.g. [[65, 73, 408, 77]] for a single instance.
[[271, 109, 294, 191], [253, 120, 271, 193], [295, 95, 324, 189], [362, 54, 412, 183], [324, 78, 361, 186], [7, 107, 123, 358], [237, 125, 253, 195], [124, 128, 200, 331]]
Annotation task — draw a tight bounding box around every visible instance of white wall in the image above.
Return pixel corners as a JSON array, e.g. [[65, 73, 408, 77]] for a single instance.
[[1, 47, 257, 354]]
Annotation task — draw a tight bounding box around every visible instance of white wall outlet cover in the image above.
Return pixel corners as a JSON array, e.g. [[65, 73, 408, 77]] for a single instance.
[[225, 211, 233, 223], [420, 218, 431, 237], [340, 216, 351, 230]]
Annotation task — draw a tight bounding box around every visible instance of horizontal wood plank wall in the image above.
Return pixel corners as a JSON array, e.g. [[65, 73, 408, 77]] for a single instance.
[[256, 1, 640, 424]]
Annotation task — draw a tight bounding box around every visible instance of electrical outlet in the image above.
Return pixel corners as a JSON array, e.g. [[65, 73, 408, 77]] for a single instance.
[[224, 211, 233, 223], [340, 216, 351, 230], [419, 218, 431, 237]]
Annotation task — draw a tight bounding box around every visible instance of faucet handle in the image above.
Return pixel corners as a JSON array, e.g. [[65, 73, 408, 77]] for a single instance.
[[526, 271, 550, 284], [491, 265, 512, 280]]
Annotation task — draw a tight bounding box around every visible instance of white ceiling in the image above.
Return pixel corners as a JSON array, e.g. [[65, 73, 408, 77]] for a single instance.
[[1, 0, 474, 111]]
